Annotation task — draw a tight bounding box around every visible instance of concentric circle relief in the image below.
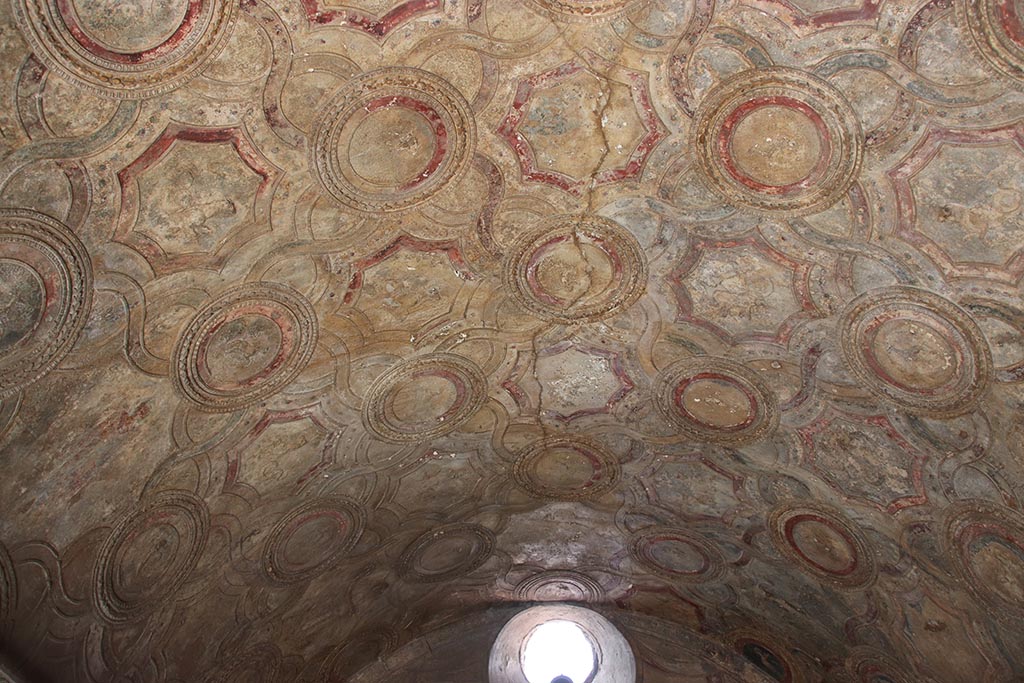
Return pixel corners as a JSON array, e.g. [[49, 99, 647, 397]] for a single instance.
[[512, 437, 621, 501], [261, 497, 366, 585], [694, 68, 863, 215], [767, 504, 877, 589], [961, 0, 1024, 82], [92, 491, 209, 625], [629, 527, 724, 583], [0, 209, 92, 398], [398, 523, 495, 583], [525, 0, 650, 20], [654, 357, 778, 445], [841, 287, 992, 417], [171, 283, 318, 413], [311, 67, 476, 213], [12, 0, 236, 99], [512, 570, 605, 602], [361, 353, 487, 443], [730, 633, 797, 683], [504, 214, 647, 324], [945, 504, 1024, 616]]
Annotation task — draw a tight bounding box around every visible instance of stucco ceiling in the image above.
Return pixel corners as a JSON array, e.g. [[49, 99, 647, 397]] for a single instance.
[[1, 0, 1024, 681]]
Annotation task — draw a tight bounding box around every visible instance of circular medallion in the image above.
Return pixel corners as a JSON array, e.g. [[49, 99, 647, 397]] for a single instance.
[[398, 523, 495, 583], [504, 214, 647, 323], [0, 209, 92, 398], [262, 497, 365, 585], [92, 491, 209, 625], [311, 67, 476, 213], [694, 68, 863, 215], [513, 570, 605, 602], [733, 635, 794, 683], [12, 0, 236, 99], [654, 356, 778, 445], [961, 0, 1024, 83], [945, 503, 1024, 617], [629, 527, 723, 582], [768, 504, 876, 589], [512, 436, 621, 501], [172, 282, 318, 413], [525, 0, 650, 20], [361, 353, 487, 443], [841, 287, 992, 417]]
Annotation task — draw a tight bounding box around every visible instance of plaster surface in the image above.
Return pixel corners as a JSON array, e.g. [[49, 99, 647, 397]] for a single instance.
[[1, 0, 1024, 681]]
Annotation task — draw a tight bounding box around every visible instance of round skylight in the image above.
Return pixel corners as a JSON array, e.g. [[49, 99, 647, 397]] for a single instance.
[[489, 604, 634, 683], [521, 620, 596, 683]]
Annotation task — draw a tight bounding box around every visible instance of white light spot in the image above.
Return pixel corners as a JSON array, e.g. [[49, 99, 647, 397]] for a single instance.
[[522, 620, 596, 683]]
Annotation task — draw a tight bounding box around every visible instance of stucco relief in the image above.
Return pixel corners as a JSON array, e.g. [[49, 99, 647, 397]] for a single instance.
[[0, 0, 1023, 681]]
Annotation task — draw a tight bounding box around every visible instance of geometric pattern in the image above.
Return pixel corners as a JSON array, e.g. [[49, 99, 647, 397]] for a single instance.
[[1, 0, 1024, 681]]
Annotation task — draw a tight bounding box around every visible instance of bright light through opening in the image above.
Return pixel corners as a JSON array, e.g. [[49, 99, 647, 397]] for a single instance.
[[522, 620, 596, 683]]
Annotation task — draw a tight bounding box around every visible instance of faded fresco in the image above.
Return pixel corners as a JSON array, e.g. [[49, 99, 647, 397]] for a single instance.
[[1, 0, 1024, 681]]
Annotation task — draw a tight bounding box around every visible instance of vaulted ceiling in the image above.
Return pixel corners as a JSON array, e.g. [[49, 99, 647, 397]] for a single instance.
[[1, 0, 1024, 681]]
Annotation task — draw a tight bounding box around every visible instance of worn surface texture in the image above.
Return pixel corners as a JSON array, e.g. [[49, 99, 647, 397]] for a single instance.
[[1, 0, 1024, 681]]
